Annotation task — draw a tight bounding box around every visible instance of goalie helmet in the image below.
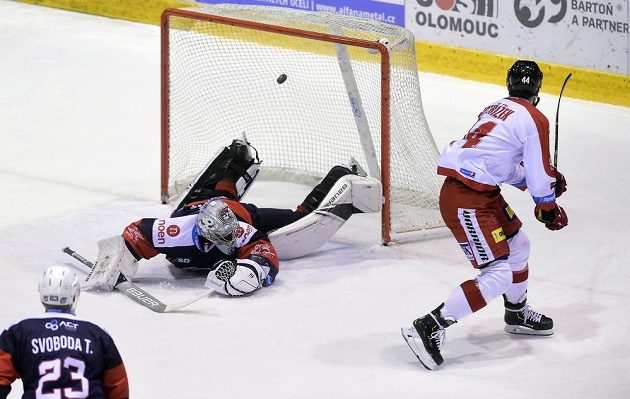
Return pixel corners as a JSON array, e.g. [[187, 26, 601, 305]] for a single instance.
[[507, 60, 543, 101], [195, 198, 239, 250], [39, 265, 81, 311]]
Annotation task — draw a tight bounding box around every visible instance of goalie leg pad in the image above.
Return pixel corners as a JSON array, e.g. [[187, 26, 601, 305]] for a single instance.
[[299, 165, 354, 213], [269, 210, 345, 260], [349, 175, 381, 213], [175, 138, 261, 209], [317, 174, 382, 214], [270, 175, 381, 260], [84, 236, 138, 291]]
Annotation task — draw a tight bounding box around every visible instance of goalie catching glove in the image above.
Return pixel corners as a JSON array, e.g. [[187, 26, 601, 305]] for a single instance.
[[205, 258, 270, 296], [84, 236, 139, 291]]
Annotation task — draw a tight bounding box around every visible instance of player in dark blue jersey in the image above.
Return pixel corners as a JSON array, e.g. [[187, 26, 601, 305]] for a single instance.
[[0, 266, 129, 399], [84, 138, 381, 297]]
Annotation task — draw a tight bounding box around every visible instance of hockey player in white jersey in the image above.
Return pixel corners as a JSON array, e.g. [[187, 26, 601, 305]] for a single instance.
[[402, 60, 568, 370]]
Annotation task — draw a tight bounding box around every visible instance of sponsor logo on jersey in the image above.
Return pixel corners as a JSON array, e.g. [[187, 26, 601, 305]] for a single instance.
[[459, 243, 474, 260], [45, 319, 79, 332], [491, 227, 506, 243], [233, 224, 255, 248], [534, 193, 556, 204], [459, 168, 476, 178], [156, 219, 167, 244], [252, 243, 275, 258], [125, 224, 147, 246], [166, 224, 180, 237], [503, 205, 516, 220]]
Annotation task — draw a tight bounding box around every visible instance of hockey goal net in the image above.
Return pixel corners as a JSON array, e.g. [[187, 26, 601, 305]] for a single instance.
[[161, 4, 444, 243]]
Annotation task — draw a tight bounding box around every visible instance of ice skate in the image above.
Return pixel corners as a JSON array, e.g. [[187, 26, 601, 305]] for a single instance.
[[401, 313, 446, 370], [504, 301, 553, 336]]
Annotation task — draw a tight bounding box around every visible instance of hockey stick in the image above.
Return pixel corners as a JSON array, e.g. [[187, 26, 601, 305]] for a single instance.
[[554, 73, 572, 167], [62, 247, 213, 313]]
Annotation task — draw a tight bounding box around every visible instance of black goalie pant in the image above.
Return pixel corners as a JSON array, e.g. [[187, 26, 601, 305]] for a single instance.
[[242, 203, 306, 234]]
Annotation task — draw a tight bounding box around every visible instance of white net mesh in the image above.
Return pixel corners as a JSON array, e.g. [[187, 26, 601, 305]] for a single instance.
[[163, 4, 444, 237]]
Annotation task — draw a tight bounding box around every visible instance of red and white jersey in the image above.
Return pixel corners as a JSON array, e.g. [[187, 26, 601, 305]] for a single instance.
[[121, 198, 280, 280], [437, 96, 557, 203], [147, 214, 258, 251]]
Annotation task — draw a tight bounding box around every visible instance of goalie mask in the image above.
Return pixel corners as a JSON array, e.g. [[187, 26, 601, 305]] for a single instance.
[[507, 60, 543, 105], [195, 198, 239, 253], [39, 265, 81, 312]]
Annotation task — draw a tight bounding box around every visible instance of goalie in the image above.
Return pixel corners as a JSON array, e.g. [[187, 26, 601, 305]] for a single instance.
[[86, 138, 381, 296]]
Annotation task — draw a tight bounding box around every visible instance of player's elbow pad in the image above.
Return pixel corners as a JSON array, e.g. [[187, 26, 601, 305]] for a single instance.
[[205, 259, 269, 296]]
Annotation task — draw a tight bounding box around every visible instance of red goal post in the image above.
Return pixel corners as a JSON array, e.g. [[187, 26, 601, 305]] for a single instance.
[[160, 4, 444, 244]]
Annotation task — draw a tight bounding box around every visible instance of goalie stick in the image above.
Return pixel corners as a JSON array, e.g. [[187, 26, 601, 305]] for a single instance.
[[554, 73, 572, 167], [62, 247, 213, 313]]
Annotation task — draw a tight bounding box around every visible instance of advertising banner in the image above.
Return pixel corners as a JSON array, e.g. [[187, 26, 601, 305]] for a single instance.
[[198, 0, 405, 26], [405, 0, 629, 75]]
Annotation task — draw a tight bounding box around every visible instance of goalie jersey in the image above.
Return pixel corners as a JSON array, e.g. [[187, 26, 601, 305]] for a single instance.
[[121, 198, 279, 281], [0, 312, 128, 399], [437, 96, 557, 204]]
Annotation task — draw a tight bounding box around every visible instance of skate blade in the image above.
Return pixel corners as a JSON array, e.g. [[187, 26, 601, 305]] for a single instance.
[[400, 328, 439, 370], [504, 325, 554, 336]]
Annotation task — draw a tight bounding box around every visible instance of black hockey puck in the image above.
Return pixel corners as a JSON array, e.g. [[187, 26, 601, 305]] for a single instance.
[[277, 74, 287, 84]]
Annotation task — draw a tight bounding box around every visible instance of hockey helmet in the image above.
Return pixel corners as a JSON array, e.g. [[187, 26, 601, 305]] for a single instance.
[[196, 198, 239, 248], [39, 265, 81, 311], [506, 60, 543, 100]]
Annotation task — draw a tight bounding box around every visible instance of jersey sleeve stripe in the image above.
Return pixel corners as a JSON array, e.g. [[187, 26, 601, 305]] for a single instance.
[[0, 349, 20, 386], [530, 109, 554, 177], [238, 239, 279, 270], [225, 200, 253, 225], [102, 362, 130, 399], [123, 221, 159, 260], [511, 98, 554, 177]]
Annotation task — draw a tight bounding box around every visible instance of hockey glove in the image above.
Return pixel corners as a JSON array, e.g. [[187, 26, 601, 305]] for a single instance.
[[551, 168, 567, 198], [205, 259, 266, 296], [534, 202, 568, 231]]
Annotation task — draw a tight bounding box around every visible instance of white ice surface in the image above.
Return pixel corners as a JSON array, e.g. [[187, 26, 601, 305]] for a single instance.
[[1, 1, 629, 398]]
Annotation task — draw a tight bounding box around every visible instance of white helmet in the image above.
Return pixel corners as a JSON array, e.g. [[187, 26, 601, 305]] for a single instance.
[[196, 198, 239, 250], [39, 265, 81, 310]]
